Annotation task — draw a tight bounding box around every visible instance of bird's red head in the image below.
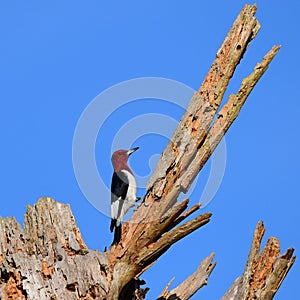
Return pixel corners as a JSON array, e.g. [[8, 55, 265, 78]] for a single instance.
[[111, 147, 139, 173]]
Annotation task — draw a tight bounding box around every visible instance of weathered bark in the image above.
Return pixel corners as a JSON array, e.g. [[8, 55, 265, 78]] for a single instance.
[[0, 197, 108, 299], [158, 253, 216, 300], [0, 4, 295, 300], [0, 200, 295, 300], [221, 222, 296, 300], [106, 4, 283, 299]]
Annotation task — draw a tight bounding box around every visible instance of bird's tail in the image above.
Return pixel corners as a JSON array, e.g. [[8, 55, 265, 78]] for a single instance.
[[112, 224, 122, 245], [110, 219, 116, 232]]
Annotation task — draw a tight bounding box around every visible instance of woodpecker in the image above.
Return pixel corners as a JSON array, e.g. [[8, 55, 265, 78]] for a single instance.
[[110, 147, 139, 245]]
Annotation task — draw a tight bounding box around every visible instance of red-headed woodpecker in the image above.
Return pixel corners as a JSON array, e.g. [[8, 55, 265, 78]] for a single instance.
[[110, 147, 139, 245]]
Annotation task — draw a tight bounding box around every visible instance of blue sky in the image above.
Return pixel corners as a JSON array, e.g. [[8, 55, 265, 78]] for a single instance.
[[0, 1, 299, 299]]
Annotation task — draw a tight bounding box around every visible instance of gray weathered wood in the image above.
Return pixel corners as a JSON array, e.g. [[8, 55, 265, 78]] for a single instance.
[[0, 4, 295, 300], [221, 222, 296, 300], [0, 197, 108, 299]]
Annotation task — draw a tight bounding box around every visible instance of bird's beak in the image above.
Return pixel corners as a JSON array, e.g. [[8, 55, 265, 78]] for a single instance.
[[127, 147, 139, 156]]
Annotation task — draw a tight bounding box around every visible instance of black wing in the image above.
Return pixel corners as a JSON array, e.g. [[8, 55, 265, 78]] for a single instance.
[[110, 171, 130, 244], [110, 171, 129, 231], [111, 171, 129, 201]]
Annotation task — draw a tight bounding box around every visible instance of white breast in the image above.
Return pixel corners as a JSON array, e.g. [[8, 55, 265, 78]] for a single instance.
[[120, 169, 137, 215]]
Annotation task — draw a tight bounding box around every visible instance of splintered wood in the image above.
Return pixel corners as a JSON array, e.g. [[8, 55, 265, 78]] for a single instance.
[[0, 4, 294, 300]]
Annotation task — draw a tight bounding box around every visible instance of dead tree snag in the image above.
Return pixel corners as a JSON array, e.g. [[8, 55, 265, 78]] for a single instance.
[[0, 4, 295, 300]]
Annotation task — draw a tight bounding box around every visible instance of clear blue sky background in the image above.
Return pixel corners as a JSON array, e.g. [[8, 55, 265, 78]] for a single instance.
[[0, 1, 299, 299]]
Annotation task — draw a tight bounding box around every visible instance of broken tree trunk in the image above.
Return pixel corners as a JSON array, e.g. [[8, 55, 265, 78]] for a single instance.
[[0, 197, 108, 299], [0, 199, 295, 299], [221, 222, 296, 300], [0, 4, 295, 300]]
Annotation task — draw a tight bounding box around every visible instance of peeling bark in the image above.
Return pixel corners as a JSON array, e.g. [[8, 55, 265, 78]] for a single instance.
[[222, 222, 296, 300], [0, 197, 108, 299], [158, 253, 216, 300], [0, 4, 295, 300], [106, 4, 284, 299]]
